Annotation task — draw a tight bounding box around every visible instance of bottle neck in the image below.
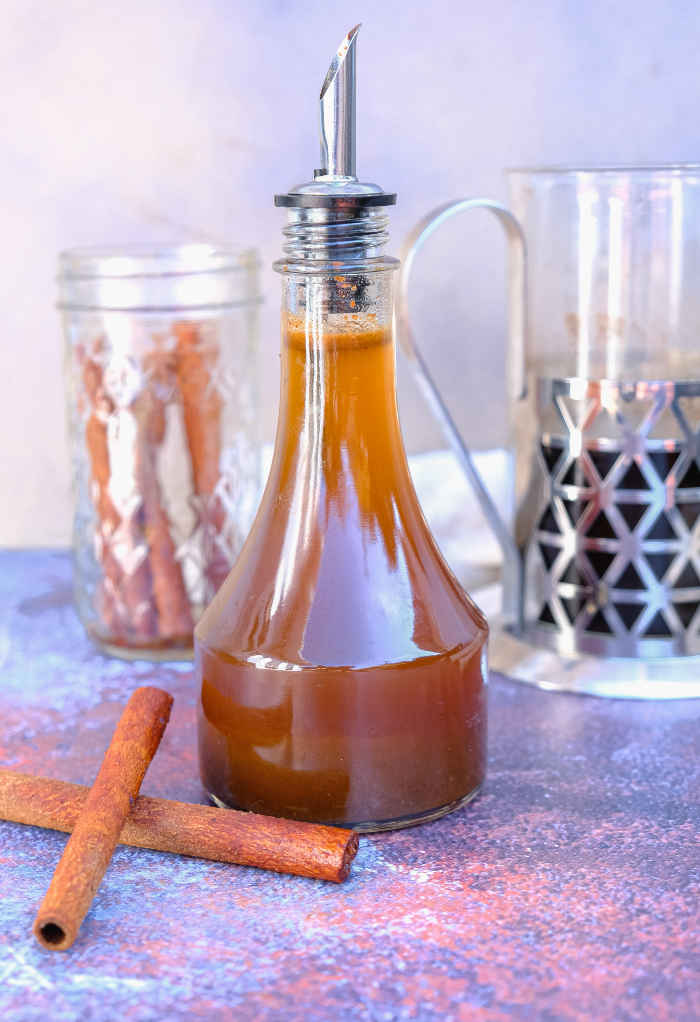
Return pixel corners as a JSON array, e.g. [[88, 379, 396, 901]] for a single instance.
[[273, 206, 399, 276]]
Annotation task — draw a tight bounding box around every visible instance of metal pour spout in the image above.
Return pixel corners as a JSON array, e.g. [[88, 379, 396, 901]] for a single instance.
[[274, 23, 394, 208], [316, 25, 360, 179]]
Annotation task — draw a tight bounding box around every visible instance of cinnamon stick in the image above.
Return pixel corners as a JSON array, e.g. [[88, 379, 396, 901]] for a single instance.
[[0, 769, 358, 885], [83, 356, 157, 639], [131, 383, 193, 639], [32, 686, 173, 951], [175, 322, 232, 595], [175, 323, 223, 499]]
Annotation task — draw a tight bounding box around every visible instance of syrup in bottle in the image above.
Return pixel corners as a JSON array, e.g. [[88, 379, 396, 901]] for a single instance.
[[196, 25, 487, 830]]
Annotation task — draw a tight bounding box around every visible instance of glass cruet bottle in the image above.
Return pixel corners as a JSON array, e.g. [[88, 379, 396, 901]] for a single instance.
[[195, 25, 488, 831]]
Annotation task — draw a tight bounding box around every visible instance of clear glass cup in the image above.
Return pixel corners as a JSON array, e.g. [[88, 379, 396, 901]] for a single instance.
[[399, 165, 700, 693], [508, 165, 700, 383], [60, 244, 262, 660], [508, 166, 700, 659]]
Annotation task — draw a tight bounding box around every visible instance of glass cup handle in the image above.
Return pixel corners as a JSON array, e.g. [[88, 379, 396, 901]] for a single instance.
[[396, 199, 526, 633]]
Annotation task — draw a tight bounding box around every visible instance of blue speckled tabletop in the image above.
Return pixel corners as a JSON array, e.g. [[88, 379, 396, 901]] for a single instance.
[[1, 550, 700, 1021]]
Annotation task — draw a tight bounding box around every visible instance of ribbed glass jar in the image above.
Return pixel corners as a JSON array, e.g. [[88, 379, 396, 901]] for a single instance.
[[59, 244, 262, 660]]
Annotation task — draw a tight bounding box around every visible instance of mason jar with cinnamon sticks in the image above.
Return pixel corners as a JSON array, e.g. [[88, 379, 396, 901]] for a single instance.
[[60, 245, 262, 659]]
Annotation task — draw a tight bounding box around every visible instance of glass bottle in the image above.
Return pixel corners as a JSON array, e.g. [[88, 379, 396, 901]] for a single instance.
[[195, 26, 487, 830]]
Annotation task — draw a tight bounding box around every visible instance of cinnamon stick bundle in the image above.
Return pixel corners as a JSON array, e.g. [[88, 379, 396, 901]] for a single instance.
[[32, 687, 173, 951], [80, 322, 239, 649], [0, 769, 358, 885]]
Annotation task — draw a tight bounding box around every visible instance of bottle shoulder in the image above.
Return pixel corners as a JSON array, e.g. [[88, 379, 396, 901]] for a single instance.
[[197, 470, 487, 670]]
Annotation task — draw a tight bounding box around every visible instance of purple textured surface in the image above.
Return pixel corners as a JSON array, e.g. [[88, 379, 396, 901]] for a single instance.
[[1, 550, 699, 1021]]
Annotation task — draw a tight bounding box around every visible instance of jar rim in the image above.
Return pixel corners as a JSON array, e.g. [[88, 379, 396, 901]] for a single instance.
[[507, 163, 700, 177], [58, 243, 260, 279]]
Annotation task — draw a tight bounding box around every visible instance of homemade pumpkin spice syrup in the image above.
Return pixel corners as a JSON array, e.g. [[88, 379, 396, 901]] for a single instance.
[[195, 25, 488, 830]]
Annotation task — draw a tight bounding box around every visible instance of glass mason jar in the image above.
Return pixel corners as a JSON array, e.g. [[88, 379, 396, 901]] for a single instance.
[[60, 244, 262, 660], [196, 204, 488, 831]]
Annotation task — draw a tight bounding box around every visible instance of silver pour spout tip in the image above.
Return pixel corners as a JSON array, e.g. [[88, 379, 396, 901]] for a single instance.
[[274, 22, 395, 208], [317, 25, 361, 180]]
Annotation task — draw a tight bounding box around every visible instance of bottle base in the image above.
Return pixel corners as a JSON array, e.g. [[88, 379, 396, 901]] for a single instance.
[[207, 782, 484, 833]]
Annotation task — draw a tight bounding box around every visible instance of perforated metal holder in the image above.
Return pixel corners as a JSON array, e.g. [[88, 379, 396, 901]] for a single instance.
[[483, 375, 700, 698], [525, 377, 700, 658]]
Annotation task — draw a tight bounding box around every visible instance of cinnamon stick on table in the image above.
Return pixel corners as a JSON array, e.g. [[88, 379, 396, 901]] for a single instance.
[[0, 769, 358, 885], [32, 686, 173, 952]]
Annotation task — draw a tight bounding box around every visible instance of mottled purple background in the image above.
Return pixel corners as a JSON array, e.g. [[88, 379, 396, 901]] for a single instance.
[[1, 551, 699, 1021]]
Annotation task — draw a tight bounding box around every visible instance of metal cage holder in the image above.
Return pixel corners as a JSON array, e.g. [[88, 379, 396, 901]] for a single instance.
[[528, 377, 700, 658]]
